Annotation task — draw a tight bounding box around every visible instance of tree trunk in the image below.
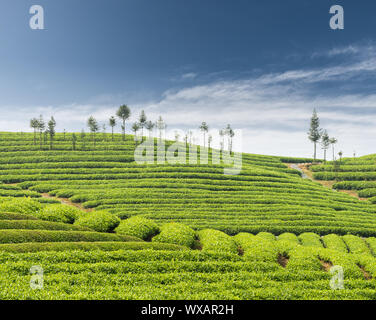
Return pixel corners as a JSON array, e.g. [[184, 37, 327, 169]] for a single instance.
[[332, 145, 335, 161], [314, 142, 317, 161], [112, 127, 114, 141], [122, 120, 125, 141]]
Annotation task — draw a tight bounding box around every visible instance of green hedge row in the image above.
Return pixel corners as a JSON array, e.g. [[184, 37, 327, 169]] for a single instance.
[[0, 220, 92, 231], [0, 241, 187, 253], [0, 230, 141, 244]]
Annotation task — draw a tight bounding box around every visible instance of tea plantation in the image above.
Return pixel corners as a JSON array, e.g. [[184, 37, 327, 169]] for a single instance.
[[1, 132, 376, 299]]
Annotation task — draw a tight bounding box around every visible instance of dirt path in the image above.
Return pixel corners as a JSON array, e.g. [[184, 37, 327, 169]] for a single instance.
[[287, 163, 366, 201], [41, 193, 93, 212]]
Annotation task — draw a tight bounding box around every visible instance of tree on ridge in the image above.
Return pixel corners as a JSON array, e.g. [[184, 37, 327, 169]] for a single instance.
[[116, 105, 131, 142]]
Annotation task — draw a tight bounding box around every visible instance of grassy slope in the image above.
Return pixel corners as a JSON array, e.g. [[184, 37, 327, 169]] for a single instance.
[[0, 132, 376, 299], [311, 155, 376, 203]]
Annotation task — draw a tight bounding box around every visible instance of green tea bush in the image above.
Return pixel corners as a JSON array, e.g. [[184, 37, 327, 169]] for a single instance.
[[0, 220, 91, 231], [152, 222, 196, 248], [277, 233, 299, 244], [36, 204, 83, 224], [298, 233, 323, 248], [74, 210, 120, 232], [0, 230, 138, 244], [322, 234, 348, 253], [0, 241, 187, 253], [0, 212, 38, 220], [0, 197, 42, 215], [115, 216, 159, 240], [197, 229, 238, 254], [342, 235, 371, 255]]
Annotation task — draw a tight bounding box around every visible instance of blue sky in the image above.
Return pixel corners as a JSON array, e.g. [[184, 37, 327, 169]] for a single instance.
[[0, 0, 376, 157]]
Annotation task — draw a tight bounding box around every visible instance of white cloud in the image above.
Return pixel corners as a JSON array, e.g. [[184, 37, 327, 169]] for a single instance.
[[2, 44, 376, 158]]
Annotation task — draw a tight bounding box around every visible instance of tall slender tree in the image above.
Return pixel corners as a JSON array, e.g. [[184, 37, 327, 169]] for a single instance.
[[208, 134, 213, 149], [47, 117, 56, 150], [225, 124, 235, 152], [102, 124, 107, 142], [338, 151, 343, 163], [87, 116, 99, 148], [308, 109, 321, 161], [116, 105, 131, 141], [132, 122, 141, 143], [30, 118, 39, 145], [72, 133, 77, 151], [37, 115, 45, 150], [199, 122, 209, 147], [145, 120, 155, 138], [329, 137, 338, 161], [219, 129, 225, 151], [109, 116, 116, 141], [81, 129, 86, 150], [156, 116, 166, 142], [321, 130, 330, 163], [139, 110, 147, 139]]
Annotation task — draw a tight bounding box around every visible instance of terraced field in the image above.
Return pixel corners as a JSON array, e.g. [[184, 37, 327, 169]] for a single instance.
[[1, 132, 376, 299], [311, 155, 376, 204]]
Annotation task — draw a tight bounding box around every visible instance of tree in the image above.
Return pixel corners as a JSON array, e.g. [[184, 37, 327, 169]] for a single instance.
[[43, 130, 48, 145], [139, 110, 147, 139], [338, 151, 343, 163], [102, 124, 107, 141], [156, 116, 166, 142], [87, 116, 99, 148], [329, 137, 338, 161], [81, 130, 86, 150], [308, 109, 321, 161], [47, 117, 56, 150], [116, 105, 131, 141], [63, 129, 66, 141], [219, 129, 225, 151], [225, 124, 235, 152], [109, 116, 116, 141], [174, 131, 180, 142], [30, 118, 39, 145], [72, 133, 77, 151], [132, 122, 141, 143], [145, 120, 155, 138], [321, 130, 330, 162], [37, 115, 45, 150], [199, 122, 209, 147], [208, 134, 213, 149]]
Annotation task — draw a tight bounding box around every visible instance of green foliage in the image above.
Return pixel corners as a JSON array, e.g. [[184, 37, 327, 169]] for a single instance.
[[74, 211, 120, 232], [197, 229, 238, 254], [298, 233, 323, 248], [152, 223, 196, 248], [0, 230, 138, 244], [0, 198, 42, 215], [322, 234, 348, 253], [0, 220, 91, 231], [0, 241, 188, 253], [36, 204, 83, 224], [114, 216, 159, 240], [342, 235, 371, 255]]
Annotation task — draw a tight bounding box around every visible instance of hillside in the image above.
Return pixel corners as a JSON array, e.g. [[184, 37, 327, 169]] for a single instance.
[[311, 155, 376, 204], [1, 132, 376, 299]]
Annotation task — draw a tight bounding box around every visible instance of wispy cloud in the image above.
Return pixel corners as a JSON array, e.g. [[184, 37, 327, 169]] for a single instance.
[[2, 44, 376, 158]]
